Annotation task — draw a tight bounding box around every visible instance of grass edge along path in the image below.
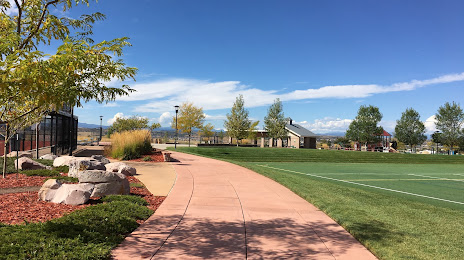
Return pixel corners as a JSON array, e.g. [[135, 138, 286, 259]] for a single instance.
[[169, 147, 464, 260]]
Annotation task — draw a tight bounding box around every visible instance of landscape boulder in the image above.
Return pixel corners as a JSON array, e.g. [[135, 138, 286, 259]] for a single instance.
[[7, 151, 33, 158], [49, 183, 95, 206], [15, 157, 51, 170], [68, 159, 106, 178], [53, 156, 76, 167], [104, 162, 136, 176], [91, 155, 111, 165], [79, 170, 130, 197], [40, 154, 58, 161], [38, 179, 62, 201]]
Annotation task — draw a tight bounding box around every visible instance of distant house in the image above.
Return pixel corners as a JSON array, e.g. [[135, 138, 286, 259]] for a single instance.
[[256, 119, 317, 149]]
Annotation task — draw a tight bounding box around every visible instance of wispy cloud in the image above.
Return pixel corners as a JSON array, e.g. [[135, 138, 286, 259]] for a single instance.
[[299, 117, 353, 134], [2, 0, 18, 15], [104, 102, 119, 107], [115, 72, 464, 114]]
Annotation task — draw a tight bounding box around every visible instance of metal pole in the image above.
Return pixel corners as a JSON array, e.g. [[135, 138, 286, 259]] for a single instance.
[[99, 116, 103, 143], [16, 133, 19, 180], [36, 123, 40, 159], [175, 111, 178, 149], [69, 107, 74, 156]]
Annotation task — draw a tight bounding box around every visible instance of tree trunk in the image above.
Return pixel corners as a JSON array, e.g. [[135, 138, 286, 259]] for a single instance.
[[2, 124, 9, 178], [188, 134, 191, 147]]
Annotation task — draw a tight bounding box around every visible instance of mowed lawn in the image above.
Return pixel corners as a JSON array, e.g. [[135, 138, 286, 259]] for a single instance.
[[172, 147, 464, 260]]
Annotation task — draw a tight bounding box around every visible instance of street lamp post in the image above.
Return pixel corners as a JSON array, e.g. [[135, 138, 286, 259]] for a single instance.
[[99, 116, 103, 143], [175, 105, 179, 149]]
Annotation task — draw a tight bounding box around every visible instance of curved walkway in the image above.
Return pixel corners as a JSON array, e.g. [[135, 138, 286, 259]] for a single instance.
[[112, 151, 377, 259]]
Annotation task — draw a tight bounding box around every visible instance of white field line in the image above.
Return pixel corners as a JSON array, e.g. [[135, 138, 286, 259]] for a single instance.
[[408, 174, 464, 183], [257, 164, 464, 206]]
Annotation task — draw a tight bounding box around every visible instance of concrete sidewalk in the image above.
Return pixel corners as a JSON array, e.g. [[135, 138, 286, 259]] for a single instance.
[[112, 151, 377, 260]]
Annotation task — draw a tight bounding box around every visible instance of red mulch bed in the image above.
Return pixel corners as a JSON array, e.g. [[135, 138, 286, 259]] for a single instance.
[[0, 174, 165, 225], [0, 174, 49, 189]]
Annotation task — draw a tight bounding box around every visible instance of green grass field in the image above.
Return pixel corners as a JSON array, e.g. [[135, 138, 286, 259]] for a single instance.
[[171, 147, 464, 260]]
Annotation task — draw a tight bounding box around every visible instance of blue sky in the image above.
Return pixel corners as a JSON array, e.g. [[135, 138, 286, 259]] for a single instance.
[[8, 0, 464, 134]]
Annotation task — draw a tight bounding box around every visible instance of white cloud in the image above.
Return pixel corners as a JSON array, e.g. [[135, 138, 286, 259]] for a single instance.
[[299, 117, 353, 134], [107, 112, 125, 125], [204, 114, 227, 120], [104, 102, 119, 107], [3, 0, 18, 15], [424, 115, 437, 134], [116, 72, 464, 113], [159, 112, 172, 124]]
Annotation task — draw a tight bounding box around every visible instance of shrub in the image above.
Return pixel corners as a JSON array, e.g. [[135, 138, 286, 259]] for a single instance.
[[54, 165, 69, 173], [45, 176, 78, 183], [130, 182, 145, 188], [110, 130, 152, 160], [142, 156, 153, 161], [22, 169, 61, 177], [35, 159, 53, 167], [0, 157, 18, 174], [0, 200, 153, 259], [101, 195, 148, 206]]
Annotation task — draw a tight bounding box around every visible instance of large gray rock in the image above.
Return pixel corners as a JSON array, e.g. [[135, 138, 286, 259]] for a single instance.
[[40, 154, 58, 161], [68, 159, 106, 178], [15, 157, 51, 170], [38, 179, 62, 201], [91, 155, 111, 165], [50, 183, 95, 205], [53, 156, 76, 167], [104, 162, 136, 176], [7, 151, 32, 158], [79, 170, 130, 197], [79, 170, 126, 183]]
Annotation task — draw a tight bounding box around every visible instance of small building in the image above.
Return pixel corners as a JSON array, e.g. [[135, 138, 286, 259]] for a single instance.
[[256, 119, 317, 149]]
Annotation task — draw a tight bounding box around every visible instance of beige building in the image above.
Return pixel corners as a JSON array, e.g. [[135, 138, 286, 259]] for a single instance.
[[256, 120, 317, 149]]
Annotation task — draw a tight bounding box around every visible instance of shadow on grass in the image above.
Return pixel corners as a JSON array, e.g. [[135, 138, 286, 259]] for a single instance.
[[348, 220, 404, 244]]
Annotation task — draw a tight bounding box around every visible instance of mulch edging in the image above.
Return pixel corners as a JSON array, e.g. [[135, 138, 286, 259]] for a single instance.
[[0, 174, 165, 225]]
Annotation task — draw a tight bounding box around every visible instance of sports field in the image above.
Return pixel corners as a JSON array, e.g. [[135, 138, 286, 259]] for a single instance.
[[252, 162, 464, 210], [172, 147, 464, 259]]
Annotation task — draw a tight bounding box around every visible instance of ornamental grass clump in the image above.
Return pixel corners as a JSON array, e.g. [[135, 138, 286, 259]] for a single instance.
[[110, 130, 152, 160]]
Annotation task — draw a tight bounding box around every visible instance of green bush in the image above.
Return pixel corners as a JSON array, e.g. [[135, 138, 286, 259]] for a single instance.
[[0, 200, 153, 259], [130, 182, 145, 188], [22, 169, 61, 177], [53, 165, 69, 173], [102, 195, 148, 206], [45, 176, 78, 183], [142, 156, 153, 161], [35, 159, 53, 167], [0, 157, 18, 174]]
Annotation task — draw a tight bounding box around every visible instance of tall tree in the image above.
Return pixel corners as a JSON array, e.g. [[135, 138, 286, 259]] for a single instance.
[[224, 95, 252, 146], [171, 102, 205, 147], [107, 116, 160, 136], [264, 98, 288, 142], [435, 102, 464, 153], [0, 0, 137, 177], [199, 123, 214, 143], [394, 108, 427, 152], [346, 105, 383, 148]]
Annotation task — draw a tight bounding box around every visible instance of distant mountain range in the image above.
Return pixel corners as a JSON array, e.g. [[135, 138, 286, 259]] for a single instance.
[[78, 122, 109, 129]]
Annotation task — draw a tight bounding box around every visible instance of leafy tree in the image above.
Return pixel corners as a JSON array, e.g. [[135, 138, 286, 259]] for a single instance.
[[264, 98, 288, 141], [394, 108, 427, 152], [335, 137, 351, 148], [224, 95, 252, 146], [171, 102, 205, 147], [346, 105, 383, 148], [107, 116, 160, 136], [247, 120, 260, 141], [435, 102, 464, 152], [198, 123, 214, 143], [0, 0, 137, 177]]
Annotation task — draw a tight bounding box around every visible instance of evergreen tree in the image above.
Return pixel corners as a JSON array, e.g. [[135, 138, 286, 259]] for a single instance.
[[395, 108, 427, 152]]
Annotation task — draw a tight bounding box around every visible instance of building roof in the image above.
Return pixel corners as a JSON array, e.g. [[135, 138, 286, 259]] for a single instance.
[[286, 123, 317, 137]]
